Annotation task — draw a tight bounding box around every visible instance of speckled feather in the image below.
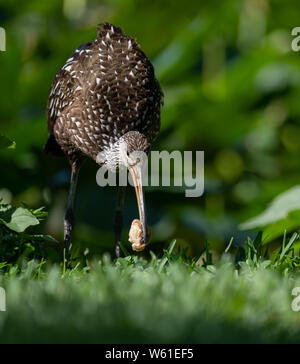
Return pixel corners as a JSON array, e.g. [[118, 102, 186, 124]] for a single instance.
[[46, 23, 163, 164]]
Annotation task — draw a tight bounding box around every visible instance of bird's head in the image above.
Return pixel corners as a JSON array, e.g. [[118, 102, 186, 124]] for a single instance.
[[118, 131, 150, 167], [97, 131, 151, 246]]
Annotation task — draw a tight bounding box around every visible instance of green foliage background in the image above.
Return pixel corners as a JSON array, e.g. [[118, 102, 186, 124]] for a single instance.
[[1, 0, 300, 345], [1, 0, 300, 259]]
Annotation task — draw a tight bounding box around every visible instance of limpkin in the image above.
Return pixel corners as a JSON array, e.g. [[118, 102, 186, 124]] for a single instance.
[[45, 23, 163, 262]]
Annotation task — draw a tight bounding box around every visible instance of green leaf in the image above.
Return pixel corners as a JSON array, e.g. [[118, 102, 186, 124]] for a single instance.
[[22, 234, 60, 244], [0, 204, 39, 233], [239, 186, 300, 242], [0, 135, 15, 150]]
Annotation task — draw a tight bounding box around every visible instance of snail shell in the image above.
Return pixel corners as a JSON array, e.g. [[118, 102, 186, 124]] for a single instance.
[[128, 219, 151, 252]]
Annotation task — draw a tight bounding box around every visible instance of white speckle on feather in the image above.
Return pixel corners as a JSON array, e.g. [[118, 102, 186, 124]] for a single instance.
[[75, 135, 84, 143]]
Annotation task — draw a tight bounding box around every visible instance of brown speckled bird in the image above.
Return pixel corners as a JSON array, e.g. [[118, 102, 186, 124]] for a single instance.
[[45, 23, 163, 262]]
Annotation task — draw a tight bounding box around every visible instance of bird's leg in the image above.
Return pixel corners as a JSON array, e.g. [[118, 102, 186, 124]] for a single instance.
[[64, 161, 80, 265], [114, 185, 126, 258]]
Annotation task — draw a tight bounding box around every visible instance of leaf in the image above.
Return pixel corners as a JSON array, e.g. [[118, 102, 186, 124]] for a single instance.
[[22, 234, 60, 244], [239, 186, 300, 242], [31, 207, 48, 219], [0, 135, 15, 150], [0, 204, 39, 233], [259, 211, 300, 243]]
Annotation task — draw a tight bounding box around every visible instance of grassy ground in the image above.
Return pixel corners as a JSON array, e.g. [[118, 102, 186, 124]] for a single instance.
[[0, 239, 300, 344]]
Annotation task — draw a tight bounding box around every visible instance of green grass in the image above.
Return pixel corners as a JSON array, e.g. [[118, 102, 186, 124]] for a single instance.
[[0, 237, 300, 344]]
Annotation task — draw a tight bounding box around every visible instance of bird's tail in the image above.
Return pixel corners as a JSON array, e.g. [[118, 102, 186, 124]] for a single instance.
[[44, 134, 65, 157]]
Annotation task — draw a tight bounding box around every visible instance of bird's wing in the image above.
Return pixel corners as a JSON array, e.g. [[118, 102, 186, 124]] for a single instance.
[[133, 75, 163, 147], [46, 42, 93, 135]]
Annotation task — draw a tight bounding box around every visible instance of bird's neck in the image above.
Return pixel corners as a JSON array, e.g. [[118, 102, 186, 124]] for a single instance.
[[96, 140, 123, 171]]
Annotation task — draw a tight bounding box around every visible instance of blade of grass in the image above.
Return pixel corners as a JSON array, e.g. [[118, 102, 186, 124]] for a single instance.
[[158, 240, 176, 273], [225, 237, 234, 253], [119, 241, 130, 257], [279, 232, 298, 262]]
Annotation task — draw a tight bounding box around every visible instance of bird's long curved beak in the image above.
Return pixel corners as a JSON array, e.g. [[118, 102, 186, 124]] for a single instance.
[[129, 163, 149, 245]]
